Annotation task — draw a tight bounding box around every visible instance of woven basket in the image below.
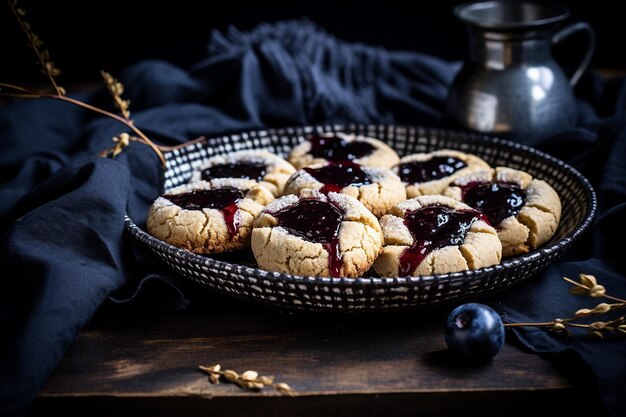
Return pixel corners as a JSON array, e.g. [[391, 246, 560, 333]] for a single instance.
[[126, 125, 596, 311]]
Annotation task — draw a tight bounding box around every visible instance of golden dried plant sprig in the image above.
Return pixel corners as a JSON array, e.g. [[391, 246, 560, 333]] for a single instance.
[[505, 274, 626, 339], [101, 71, 131, 120], [0, 81, 167, 166], [575, 302, 613, 317], [6, 0, 64, 96], [198, 364, 296, 396], [2, 1, 212, 168], [98, 133, 130, 158]]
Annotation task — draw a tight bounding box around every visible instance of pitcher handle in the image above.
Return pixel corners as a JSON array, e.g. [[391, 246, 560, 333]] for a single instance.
[[553, 22, 596, 87]]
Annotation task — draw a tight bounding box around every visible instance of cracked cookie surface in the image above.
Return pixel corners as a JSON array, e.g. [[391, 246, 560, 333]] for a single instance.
[[147, 178, 274, 254], [283, 162, 406, 217], [251, 190, 383, 278], [393, 149, 490, 198], [288, 132, 400, 169], [191, 150, 296, 196], [444, 167, 562, 257], [373, 195, 501, 277]]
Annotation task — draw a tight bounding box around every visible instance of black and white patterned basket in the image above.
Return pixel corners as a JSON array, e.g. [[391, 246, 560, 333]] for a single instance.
[[125, 125, 597, 311]]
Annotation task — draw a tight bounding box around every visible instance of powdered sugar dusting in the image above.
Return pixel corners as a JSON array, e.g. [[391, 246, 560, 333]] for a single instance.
[[363, 166, 398, 183], [165, 180, 214, 195], [284, 169, 320, 189], [200, 150, 281, 167], [287, 164, 398, 190], [299, 188, 326, 200], [415, 195, 472, 210], [379, 214, 412, 244], [327, 192, 369, 218], [209, 178, 258, 190], [263, 194, 300, 214], [394, 198, 425, 213], [190, 150, 295, 184], [451, 169, 493, 186]]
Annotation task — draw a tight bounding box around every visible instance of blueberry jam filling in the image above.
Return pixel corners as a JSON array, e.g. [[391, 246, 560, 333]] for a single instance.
[[201, 161, 267, 182], [398, 204, 487, 276], [273, 199, 344, 277], [303, 162, 373, 194], [397, 156, 467, 183], [164, 188, 245, 236], [307, 134, 376, 162], [461, 181, 526, 227]]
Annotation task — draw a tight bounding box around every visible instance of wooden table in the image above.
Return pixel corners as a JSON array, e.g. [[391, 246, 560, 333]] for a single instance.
[[29, 291, 592, 417]]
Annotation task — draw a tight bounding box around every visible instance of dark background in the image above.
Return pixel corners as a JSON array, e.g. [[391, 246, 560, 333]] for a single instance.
[[1, 0, 623, 84]]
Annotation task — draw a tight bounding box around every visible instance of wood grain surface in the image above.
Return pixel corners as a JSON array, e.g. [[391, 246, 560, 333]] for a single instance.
[[29, 291, 593, 417]]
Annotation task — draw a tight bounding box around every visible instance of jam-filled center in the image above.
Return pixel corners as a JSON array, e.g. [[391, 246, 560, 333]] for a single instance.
[[398, 204, 487, 276], [397, 156, 467, 183], [307, 134, 376, 162], [164, 188, 245, 236], [201, 161, 267, 182], [273, 199, 344, 277], [461, 181, 526, 227], [304, 162, 373, 194]]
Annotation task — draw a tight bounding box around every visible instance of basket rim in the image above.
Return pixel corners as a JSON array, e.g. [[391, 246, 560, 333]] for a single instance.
[[126, 124, 597, 288]]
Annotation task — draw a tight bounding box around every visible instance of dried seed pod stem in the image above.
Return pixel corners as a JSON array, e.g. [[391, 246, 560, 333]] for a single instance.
[[6, 0, 64, 96], [504, 274, 626, 338], [199, 364, 296, 396], [563, 275, 626, 303], [0, 1, 198, 166], [101, 71, 131, 120], [0, 81, 166, 166]]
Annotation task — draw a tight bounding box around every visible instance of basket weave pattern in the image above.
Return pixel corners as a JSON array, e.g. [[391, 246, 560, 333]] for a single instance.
[[126, 125, 596, 311]]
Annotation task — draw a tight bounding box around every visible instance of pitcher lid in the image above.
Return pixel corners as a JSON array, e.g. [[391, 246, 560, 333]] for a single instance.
[[454, 1, 570, 31]]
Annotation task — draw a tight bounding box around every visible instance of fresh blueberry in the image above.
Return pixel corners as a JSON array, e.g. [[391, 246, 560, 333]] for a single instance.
[[445, 303, 505, 362]]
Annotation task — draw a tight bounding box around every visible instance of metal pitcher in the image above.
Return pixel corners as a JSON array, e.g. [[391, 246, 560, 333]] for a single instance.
[[446, 1, 595, 140]]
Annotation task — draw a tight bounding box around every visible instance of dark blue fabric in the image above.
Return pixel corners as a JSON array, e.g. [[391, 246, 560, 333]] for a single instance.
[[0, 20, 624, 416]]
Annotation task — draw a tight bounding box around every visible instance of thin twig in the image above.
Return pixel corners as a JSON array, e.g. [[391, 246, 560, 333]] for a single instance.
[[0, 92, 42, 99], [6, 0, 64, 96], [0, 82, 32, 93], [0, 86, 165, 166], [563, 276, 626, 303], [2, 3, 173, 167], [504, 321, 556, 328], [505, 321, 611, 329], [504, 274, 626, 338], [198, 364, 296, 396]]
